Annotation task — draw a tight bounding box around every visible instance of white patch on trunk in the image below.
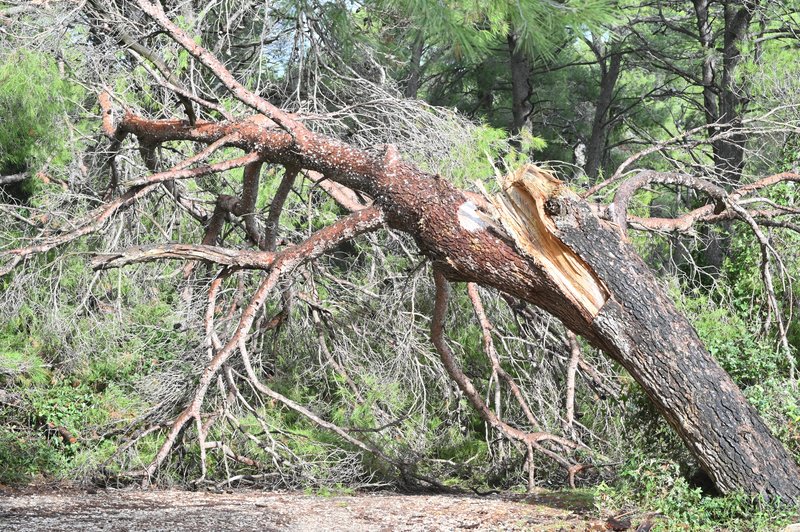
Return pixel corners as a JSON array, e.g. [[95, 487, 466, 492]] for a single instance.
[[458, 201, 488, 232]]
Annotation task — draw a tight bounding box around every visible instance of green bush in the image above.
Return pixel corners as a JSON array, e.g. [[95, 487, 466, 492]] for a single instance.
[[0, 425, 68, 483], [0, 50, 78, 173], [596, 456, 797, 530]]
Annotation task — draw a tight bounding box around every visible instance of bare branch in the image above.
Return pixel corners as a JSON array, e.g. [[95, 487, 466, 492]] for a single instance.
[[0, 173, 27, 185], [610, 170, 727, 235], [124, 152, 262, 187], [140, 207, 385, 480], [433, 271, 581, 488], [92, 244, 275, 271], [134, 0, 299, 133], [265, 167, 298, 251]]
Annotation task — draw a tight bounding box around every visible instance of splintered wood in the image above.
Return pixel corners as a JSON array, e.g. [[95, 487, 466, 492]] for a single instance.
[[492, 165, 609, 318]]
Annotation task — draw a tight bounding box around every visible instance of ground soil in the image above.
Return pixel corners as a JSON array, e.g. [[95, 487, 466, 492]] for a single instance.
[[0, 484, 614, 531]]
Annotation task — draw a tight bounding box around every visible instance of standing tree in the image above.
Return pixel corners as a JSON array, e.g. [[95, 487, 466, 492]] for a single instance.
[[2, 0, 800, 502]]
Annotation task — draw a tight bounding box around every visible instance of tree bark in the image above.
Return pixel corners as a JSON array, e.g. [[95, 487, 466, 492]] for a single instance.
[[714, 1, 752, 183], [403, 31, 425, 99], [692, 0, 753, 272], [538, 179, 800, 500], [507, 32, 532, 137], [585, 48, 621, 180]]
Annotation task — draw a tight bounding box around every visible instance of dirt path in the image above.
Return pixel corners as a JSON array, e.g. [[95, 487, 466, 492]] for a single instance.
[[0, 485, 604, 531]]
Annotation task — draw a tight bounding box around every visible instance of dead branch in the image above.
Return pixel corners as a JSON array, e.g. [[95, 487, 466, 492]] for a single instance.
[[0, 172, 28, 185], [467, 283, 541, 429], [564, 332, 581, 434], [307, 170, 372, 213], [265, 167, 298, 251], [92, 243, 275, 270], [1, 184, 158, 276], [609, 171, 728, 236], [124, 152, 262, 187], [139, 207, 384, 482], [434, 271, 582, 489], [134, 0, 298, 134]]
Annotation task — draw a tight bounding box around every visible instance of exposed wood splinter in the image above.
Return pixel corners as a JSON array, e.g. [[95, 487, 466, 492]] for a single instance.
[[491, 165, 609, 318]]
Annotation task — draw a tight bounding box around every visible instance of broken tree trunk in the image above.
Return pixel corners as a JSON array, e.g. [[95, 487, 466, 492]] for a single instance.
[[489, 167, 800, 501], [81, 97, 800, 500]]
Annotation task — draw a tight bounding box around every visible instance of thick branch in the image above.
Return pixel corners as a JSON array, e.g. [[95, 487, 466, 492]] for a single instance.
[[92, 244, 275, 271], [610, 170, 728, 235], [0, 173, 27, 185], [265, 167, 298, 251]]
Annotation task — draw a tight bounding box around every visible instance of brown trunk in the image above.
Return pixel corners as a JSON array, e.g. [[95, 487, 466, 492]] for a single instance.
[[403, 32, 424, 99], [585, 51, 621, 180], [11, 3, 797, 499], [714, 1, 751, 183], [692, 0, 752, 272], [507, 33, 531, 137], [540, 181, 800, 500]]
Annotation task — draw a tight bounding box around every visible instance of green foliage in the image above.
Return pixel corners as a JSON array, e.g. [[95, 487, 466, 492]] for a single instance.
[[377, 0, 613, 60], [30, 383, 105, 437], [596, 457, 797, 531], [0, 425, 68, 483], [0, 50, 78, 173], [679, 290, 784, 386], [0, 249, 189, 483], [0, 345, 49, 388]]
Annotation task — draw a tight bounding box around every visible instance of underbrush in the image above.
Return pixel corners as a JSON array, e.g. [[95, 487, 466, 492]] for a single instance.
[[595, 457, 798, 531]]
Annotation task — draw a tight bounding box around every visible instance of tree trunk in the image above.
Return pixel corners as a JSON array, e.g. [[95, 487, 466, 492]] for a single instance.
[[507, 33, 531, 137], [403, 32, 425, 99], [714, 1, 752, 183], [692, 0, 752, 272], [585, 50, 621, 180], [537, 179, 800, 499]]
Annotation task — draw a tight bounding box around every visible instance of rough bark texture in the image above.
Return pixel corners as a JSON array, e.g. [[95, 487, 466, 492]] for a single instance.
[[18, 108, 800, 503], [507, 33, 532, 136], [538, 181, 800, 502]]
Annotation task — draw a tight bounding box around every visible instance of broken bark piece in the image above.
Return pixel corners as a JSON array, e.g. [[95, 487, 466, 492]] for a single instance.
[[491, 165, 609, 317]]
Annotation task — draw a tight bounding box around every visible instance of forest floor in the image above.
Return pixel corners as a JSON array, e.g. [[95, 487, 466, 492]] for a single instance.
[[0, 483, 633, 531]]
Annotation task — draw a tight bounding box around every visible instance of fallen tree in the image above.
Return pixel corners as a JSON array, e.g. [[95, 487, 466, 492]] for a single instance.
[[2, 0, 800, 502]]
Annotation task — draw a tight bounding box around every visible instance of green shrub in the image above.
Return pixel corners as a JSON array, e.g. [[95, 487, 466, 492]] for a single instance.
[[595, 456, 797, 530], [0, 425, 68, 483], [0, 50, 78, 173]]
